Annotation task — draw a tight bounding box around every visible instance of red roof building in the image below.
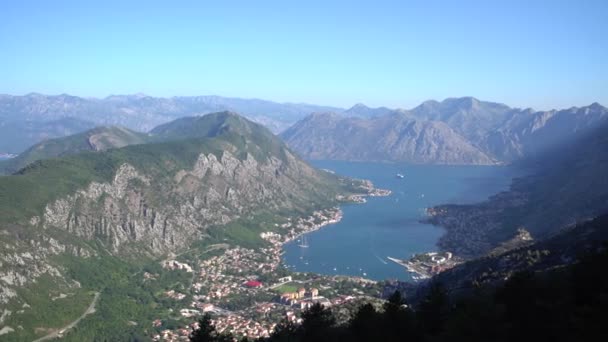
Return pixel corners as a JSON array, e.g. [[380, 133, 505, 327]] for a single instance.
[[244, 280, 263, 288]]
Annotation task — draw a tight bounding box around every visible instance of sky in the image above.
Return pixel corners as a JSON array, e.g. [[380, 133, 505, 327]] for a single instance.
[[0, 0, 607, 110]]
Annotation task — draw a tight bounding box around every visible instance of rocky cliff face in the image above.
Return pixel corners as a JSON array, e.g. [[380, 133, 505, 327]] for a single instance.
[[281, 112, 497, 164], [37, 149, 325, 256], [282, 99, 608, 164]]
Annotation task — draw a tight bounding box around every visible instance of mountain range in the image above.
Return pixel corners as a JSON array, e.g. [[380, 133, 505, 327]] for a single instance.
[[280, 112, 497, 164], [0, 93, 342, 153], [282, 98, 608, 164], [3, 94, 606, 166], [0, 103, 607, 340]]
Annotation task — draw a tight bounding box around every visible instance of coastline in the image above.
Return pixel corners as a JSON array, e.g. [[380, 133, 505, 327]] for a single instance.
[[280, 185, 392, 245], [273, 184, 392, 280]]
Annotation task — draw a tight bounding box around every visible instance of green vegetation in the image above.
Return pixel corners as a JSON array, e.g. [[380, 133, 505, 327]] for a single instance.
[[53, 253, 193, 341], [0, 126, 150, 175], [1, 276, 95, 342], [0, 111, 373, 341], [274, 282, 303, 294]]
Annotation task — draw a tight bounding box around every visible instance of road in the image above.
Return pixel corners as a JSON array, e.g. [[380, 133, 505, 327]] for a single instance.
[[33, 291, 100, 342]]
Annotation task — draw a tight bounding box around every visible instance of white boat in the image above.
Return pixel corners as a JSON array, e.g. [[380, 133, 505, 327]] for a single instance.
[[298, 235, 309, 248], [396, 173, 405, 179]]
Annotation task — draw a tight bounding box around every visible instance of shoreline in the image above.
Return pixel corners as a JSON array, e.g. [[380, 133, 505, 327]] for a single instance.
[[272, 185, 391, 281], [279, 207, 345, 246], [282, 186, 392, 244]]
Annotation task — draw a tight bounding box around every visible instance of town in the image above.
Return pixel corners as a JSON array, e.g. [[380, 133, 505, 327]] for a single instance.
[[150, 207, 385, 341]]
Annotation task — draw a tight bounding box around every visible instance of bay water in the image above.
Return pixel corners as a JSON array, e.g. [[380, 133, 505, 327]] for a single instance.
[[283, 161, 522, 281]]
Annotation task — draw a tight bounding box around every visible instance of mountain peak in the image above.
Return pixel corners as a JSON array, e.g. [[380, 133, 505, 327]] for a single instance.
[[350, 103, 369, 110], [444, 96, 481, 108], [588, 102, 606, 111]]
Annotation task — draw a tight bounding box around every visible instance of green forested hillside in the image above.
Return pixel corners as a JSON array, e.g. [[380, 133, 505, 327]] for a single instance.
[[0, 112, 367, 341]]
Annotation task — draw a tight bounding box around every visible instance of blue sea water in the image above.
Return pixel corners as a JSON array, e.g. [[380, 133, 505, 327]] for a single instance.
[[283, 161, 524, 281]]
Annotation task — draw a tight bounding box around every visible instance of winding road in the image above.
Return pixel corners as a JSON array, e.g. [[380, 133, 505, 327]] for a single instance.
[[33, 292, 100, 342]]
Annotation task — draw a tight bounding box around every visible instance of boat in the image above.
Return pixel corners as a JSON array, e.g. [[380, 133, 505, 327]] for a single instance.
[[298, 235, 309, 248], [396, 173, 405, 179]]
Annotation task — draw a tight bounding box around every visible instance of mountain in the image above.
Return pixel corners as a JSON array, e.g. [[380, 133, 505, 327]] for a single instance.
[[0, 126, 150, 174], [410, 97, 608, 161], [0, 93, 343, 154], [410, 97, 513, 145], [425, 120, 608, 257], [0, 116, 96, 153], [282, 98, 608, 164], [483, 102, 608, 160], [0, 112, 371, 340], [343, 103, 396, 118], [281, 112, 497, 164], [4, 94, 605, 165], [427, 214, 608, 296]]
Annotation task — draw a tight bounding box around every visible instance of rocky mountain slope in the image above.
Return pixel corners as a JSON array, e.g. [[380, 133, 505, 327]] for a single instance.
[[282, 98, 607, 164], [280, 112, 496, 164], [0, 126, 150, 174], [0, 112, 370, 340], [427, 214, 608, 296], [425, 121, 608, 257]]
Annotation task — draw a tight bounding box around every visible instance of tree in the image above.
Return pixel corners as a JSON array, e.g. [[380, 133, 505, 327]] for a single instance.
[[266, 318, 300, 342], [416, 282, 449, 337], [381, 291, 418, 341], [300, 303, 335, 342], [190, 314, 235, 342], [348, 303, 380, 342], [190, 314, 216, 342]]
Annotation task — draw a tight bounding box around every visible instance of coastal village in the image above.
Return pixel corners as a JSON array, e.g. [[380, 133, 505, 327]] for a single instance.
[[149, 206, 385, 341], [388, 251, 460, 279], [143, 184, 473, 341], [144, 185, 467, 341]]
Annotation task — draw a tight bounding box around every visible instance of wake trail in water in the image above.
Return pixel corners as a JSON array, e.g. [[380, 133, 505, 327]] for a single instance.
[[368, 231, 389, 265], [374, 253, 388, 264]]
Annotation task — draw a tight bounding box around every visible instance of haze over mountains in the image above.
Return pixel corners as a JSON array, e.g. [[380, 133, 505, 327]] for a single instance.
[[0, 93, 341, 153], [282, 97, 608, 164], [3, 93, 606, 167]]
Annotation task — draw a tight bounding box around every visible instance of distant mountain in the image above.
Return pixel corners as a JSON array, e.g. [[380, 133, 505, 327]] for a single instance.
[[0, 116, 95, 153], [0, 126, 150, 174], [410, 97, 513, 144], [283, 98, 607, 164], [4, 94, 606, 165], [343, 103, 396, 118], [0, 93, 343, 153], [483, 102, 608, 160], [281, 112, 496, 164], [410, 97, 608, 161]]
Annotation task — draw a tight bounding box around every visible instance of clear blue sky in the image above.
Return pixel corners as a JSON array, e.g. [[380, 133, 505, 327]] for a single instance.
[[1, 0, 606, 110]]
